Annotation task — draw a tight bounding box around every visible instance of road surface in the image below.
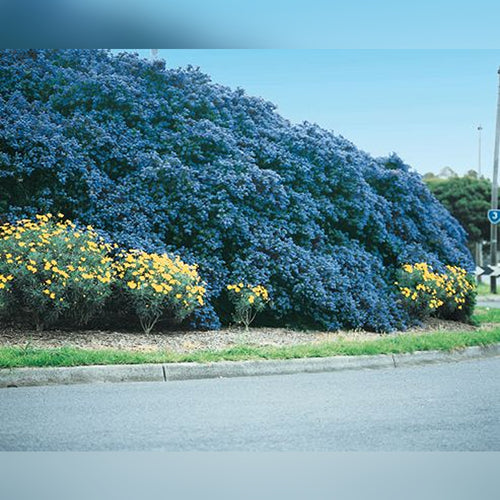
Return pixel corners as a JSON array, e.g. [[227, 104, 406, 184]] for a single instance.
[[477, 301, 500, 309], [0, 357, 499, 450]]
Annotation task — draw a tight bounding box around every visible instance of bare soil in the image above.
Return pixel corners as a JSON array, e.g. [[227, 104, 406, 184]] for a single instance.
[[0, 318, 477, 354]]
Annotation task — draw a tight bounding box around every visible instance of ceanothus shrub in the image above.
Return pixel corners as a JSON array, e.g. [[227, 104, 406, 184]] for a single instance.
[[0, 49, 474, 331]]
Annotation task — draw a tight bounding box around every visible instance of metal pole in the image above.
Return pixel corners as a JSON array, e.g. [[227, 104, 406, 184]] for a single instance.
[[490, 68, 500, 293], [477, 124, 484, 282], [478, 125, 484, 282], [478, 125, 482, 176]]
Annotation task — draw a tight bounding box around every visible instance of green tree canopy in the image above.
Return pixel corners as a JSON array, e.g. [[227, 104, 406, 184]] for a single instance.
[[425, 173, 491, 244]]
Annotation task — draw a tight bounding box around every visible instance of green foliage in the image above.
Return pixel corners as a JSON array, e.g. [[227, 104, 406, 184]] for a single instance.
[[226, 283, 270, 329], [425, 173, 491, 243]]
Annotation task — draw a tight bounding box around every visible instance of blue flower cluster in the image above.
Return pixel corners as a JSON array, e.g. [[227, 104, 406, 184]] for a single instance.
[[0, 49, 474, 331]]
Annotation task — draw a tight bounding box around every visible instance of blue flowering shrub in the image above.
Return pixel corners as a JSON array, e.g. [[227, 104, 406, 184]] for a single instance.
[[0, 50, 474, 331]]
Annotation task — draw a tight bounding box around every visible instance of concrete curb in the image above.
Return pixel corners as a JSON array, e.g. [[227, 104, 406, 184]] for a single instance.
[[1, 343, 500, 388]]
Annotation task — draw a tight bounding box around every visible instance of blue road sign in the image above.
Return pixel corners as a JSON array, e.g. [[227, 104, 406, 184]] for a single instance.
[[488, 209, 500, 224]]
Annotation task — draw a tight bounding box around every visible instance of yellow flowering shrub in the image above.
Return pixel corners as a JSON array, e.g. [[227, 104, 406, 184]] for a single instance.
[[113, 250, 206, 333], [396, 262, 476, 322], [0, 214, 115, 329], [226, 283, 270, 329], [0, 272, 14, 311]]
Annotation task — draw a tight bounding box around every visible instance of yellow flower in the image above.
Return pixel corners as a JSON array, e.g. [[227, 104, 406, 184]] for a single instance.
[[127, 281, 137, 289], [248, 295, 255, 304]]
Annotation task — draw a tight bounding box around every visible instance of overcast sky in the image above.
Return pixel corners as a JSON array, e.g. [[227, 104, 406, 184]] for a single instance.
[[118, 49, 500, 178]]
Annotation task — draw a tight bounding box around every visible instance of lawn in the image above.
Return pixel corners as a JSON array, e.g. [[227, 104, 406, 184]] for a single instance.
[[472, 305, 500, 324], [476, 282, 492, 296]]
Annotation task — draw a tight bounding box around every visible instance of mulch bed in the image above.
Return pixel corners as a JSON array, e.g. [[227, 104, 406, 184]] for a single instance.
[[0, 318, 477, 354]]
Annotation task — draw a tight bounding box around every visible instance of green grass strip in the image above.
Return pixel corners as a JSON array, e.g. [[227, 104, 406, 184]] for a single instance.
[[476, 282, 491, 296], [1, 328, 499, 369], [473, 306, 500, 324]]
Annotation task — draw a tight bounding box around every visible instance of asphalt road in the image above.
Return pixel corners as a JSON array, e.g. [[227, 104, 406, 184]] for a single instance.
[[1, 357, 499, 451], [477, 296, 500, 308]]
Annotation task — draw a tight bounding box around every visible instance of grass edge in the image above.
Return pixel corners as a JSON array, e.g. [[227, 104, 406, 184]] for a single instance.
[[1, 328, 500, 369]]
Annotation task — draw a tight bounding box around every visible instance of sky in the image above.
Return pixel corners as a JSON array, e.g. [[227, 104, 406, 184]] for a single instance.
[[118, 49, 500, 178]]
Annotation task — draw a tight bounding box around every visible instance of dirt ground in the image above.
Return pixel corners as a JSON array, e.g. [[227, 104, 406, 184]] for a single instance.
[[0, 318, 477, 354]]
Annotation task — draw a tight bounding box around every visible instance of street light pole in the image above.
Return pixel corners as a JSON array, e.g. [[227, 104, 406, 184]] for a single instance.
[[478, 125, 483, 177], [490, 68, 500, 293], [477, 125, 484, 277]]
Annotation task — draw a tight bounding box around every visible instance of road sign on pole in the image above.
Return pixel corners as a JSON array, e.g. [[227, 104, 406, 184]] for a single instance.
[[488, 209, 500, 224], [489, 67, 500, 293], [476, 264, 500, 277]]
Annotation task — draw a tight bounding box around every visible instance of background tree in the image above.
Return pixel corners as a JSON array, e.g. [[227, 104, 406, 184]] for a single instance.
[[424, 172, 491, 249]]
